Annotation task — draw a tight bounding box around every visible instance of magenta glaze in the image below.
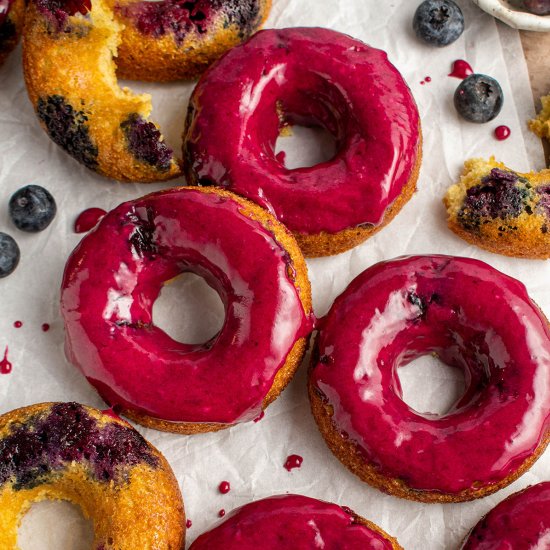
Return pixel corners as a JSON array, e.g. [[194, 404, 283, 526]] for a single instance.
[[463, 482, 550, 549], [310, 255, 550, 494], [0, 346, 12, 374], [74, 208, 107, 233], [61, 188, 312, 424], [189, 495, 395, 549], [0, 0, 13, 26], [284, 454, 303, 471], [184, 27, 421, 236], [449, 59, 473, 79]]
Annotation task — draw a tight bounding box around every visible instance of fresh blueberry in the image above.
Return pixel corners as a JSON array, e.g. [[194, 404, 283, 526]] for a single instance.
[[413, 0, 464, 47], [454, 74, 503, 123], [0, 232, 20, 278], [523, 0, 550, 15], [9, 185, 57, 232]]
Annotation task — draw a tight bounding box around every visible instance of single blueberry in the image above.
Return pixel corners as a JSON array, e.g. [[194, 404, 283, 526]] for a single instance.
[[9, 185, 57, 232], [413, 0, 464, 47], [454, 74, 503, 123], [0, 232, 20, 278]]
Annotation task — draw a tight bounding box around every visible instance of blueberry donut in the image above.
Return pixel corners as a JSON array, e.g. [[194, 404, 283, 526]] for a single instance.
[[183, 27, 422, 257], [22, 0, 182, 182], [530, 91, 550, 139], [462, 482, 550, 549], [309, 255, 550, 502], [61, 187, 313, 434], [0, 0, 24, 67], [0, 402, 185, 549], [115, 0, 271, 82], [189, 494, 402, 549], [444, 157, 550, 258]]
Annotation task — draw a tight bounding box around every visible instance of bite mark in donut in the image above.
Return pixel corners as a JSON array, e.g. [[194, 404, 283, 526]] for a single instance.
[[444, 157, 550, 258]]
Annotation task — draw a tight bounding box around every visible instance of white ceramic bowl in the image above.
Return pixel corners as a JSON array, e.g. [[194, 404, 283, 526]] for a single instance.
[[472, 0, 550, 30]]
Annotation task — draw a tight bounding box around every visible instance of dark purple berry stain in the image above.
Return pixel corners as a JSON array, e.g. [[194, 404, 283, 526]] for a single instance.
[[117, 0, 260, 43], [126, 205, 158, 259], [458, 169, 533, 231], [120, 114, 173, 172], [536, 185, 550, 217], [36, 95, 98, 170], [0, 403, 158, 490], [34, 0, 91, 30]]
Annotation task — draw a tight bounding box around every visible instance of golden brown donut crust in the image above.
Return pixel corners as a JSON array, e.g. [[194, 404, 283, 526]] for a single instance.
[[0, 0, 25, 67], [0, 402, 185, 549], [115, 0, 272, 82], [22, 0, 182, 182], [352, 513, 403, 550], [113, 186, 313, 435], [444, 157, 550, 259]]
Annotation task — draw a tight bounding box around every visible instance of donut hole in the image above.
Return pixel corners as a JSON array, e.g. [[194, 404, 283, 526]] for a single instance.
[[275, 124, 337, 169], [18, 500, 93, 549], [398, 354, 467, 417], [152, 272, 225, 345]]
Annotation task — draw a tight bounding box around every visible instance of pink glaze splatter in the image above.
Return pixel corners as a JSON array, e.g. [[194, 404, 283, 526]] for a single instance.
[[41, 323, 50, 332], [449, 59, 473, 79], [186, 519, 192, 529], [219, 481, 230, 494], [74, 208, 107, 234], [218, 509, 226, 518], [253, 410, 265, 422], [0, 346, 12, 374], [13, 321, 22, 328], [284, 454, 303, 471], [494, 125, 511, 141]]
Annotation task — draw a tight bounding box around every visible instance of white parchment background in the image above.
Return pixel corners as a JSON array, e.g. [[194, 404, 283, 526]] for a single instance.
[[1, 0, 549, 548]]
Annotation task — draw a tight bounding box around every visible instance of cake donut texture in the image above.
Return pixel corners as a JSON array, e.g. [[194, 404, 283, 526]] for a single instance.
[[22, 0, 181, 182], [530, 91, 550, 139], [462, 482, 550, 549], [0, 0, 24, 67], [444, 157, 550, 258], [309, 255, 550, 503], [189, 494, 402, 549], [61, 187, 313, 434], [183, 27, 422, 257], [115, 0, 271, 81], [0, 402, 185, 549]]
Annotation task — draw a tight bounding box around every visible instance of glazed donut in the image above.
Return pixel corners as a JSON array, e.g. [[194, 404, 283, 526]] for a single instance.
[[22, 0, 182, 182], [0, 0, 24, 67], [308, 255, 550, 503], [444, 157, 550, 258], [462, 482, 550, 549], [115, 0, 271, 81], [189, 494, 402, 549], [0, 402, 185, 549], [61, 186, 313, 434], [183, 27, 422, 258]]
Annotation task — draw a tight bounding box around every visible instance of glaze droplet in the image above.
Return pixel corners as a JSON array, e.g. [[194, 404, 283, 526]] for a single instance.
[[13, 321, 22, 328], [284, 454, 303, 471], [218, 509, 226, 518], [186, 519, 192, 529], [0, 346, 12, 374], [494, 125, 511, 141], [74, 208, 107, 233], [449, 59, 473, 79], [41, 323, 50, 332], [219, 481, 231, 494], [253, 410, 265, 423]]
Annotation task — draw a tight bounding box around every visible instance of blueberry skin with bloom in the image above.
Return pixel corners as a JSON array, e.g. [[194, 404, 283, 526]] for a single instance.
[[413, 0, 464, 47], [454, 74, 504, 123], [9, 185, 57, 232], [0, 232, 20, 278]]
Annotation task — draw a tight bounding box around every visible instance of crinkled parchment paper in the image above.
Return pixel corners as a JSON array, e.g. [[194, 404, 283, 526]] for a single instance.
[[1, 0, 549, 548]]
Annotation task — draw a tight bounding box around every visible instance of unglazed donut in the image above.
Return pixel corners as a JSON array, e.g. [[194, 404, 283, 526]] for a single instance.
[[444, 157, 550, 258], [115, 0, 271, 81], [308, 255, 550, 503], [189, 494, 402, 549], [23, 0, 182, 182], [183, 27, 422, 257], [462, 482, 550, 549], [0, 0, 24, 66], [0, 402, 185, 549], [61, 187, 313, 434]]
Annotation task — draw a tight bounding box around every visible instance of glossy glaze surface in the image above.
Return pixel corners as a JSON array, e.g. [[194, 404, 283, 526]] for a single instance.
[[184, 27, 421, 235], [310, 255, 550, 494], [463, 482, 550, 549], [61, 188, 312, 424], [74, 208, 107, 233], [189, 494, 395, 549]]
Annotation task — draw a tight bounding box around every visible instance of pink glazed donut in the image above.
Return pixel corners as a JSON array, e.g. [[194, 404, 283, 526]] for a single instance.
[[183, 27, 422, 257], [189, 494, 402, 549], [309, 255, 550, 502], [61, 187, 313, 434], [462, 482, 550, 549]]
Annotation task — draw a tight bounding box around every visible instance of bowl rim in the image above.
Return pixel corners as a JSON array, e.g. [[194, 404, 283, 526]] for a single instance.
[[472, 0, 550, 30]]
